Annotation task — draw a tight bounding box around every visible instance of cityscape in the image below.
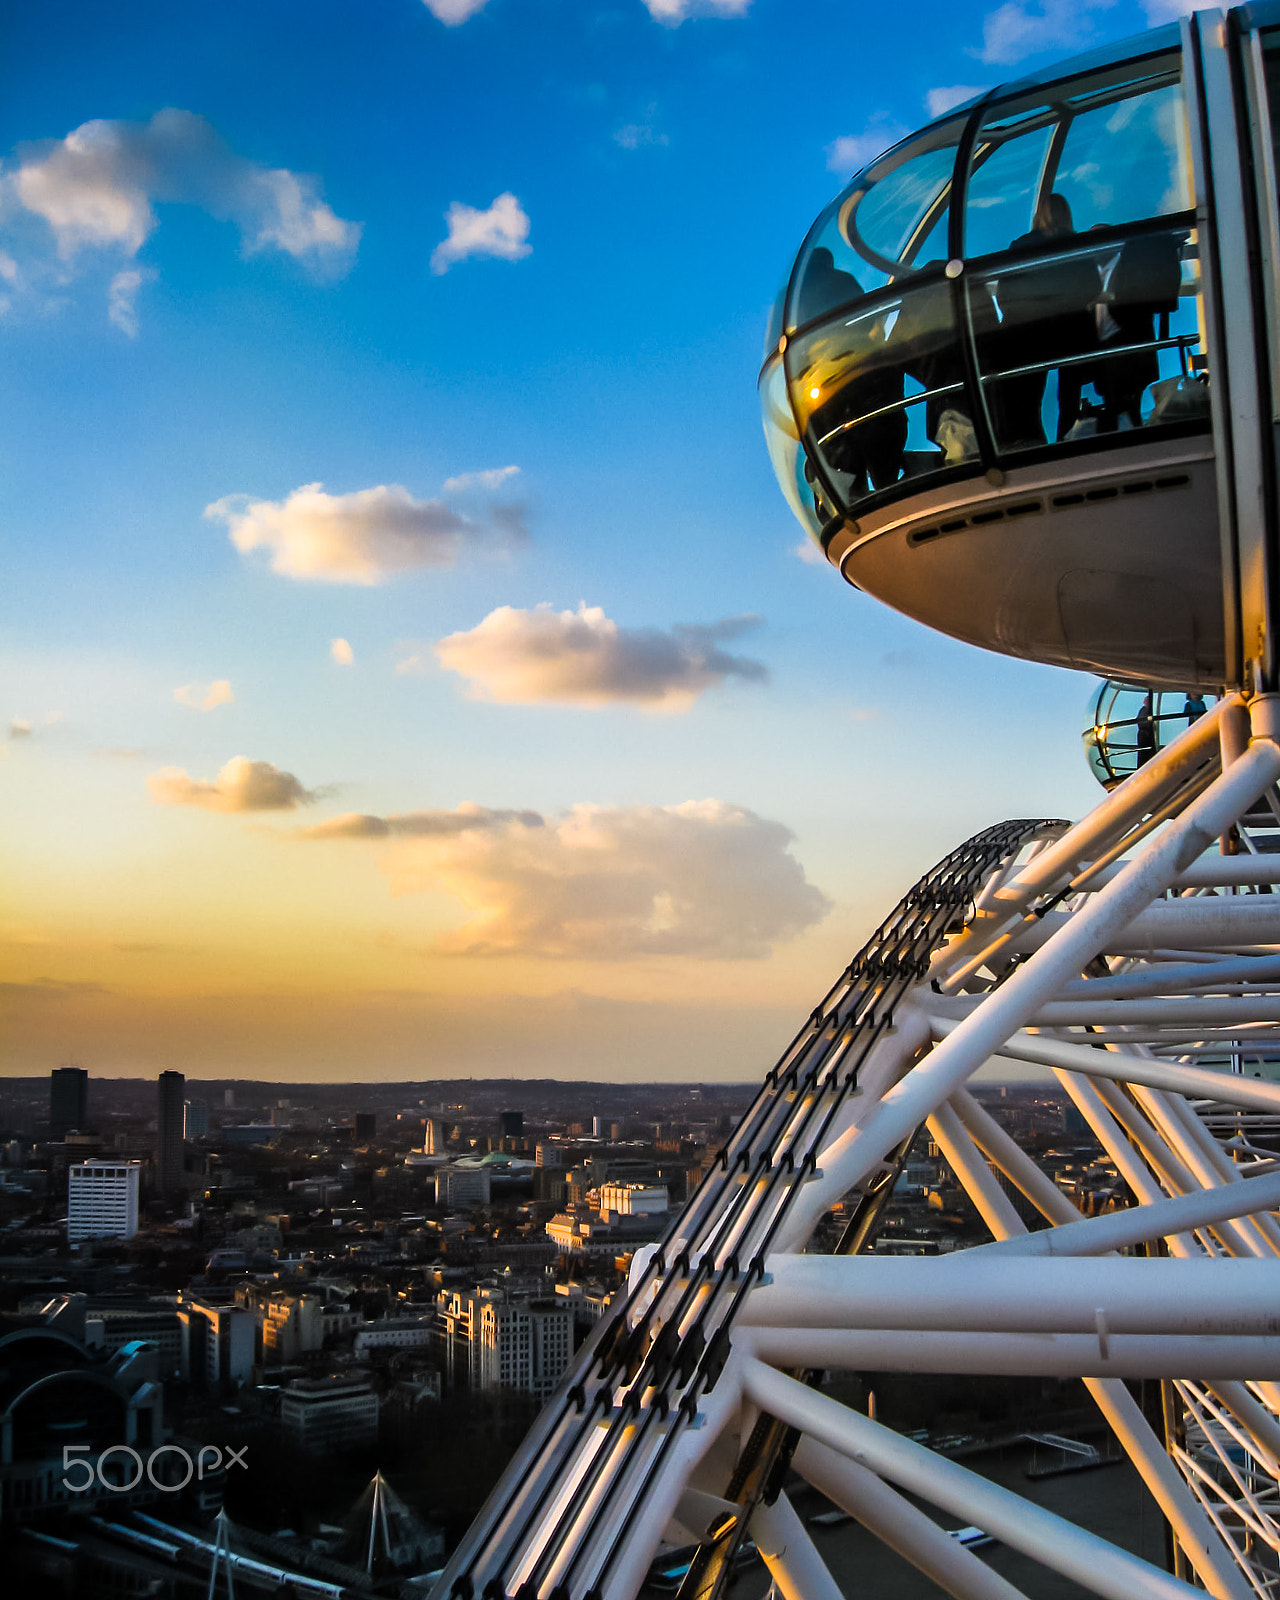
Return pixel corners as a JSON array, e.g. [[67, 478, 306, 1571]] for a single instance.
[[0, 1065, 1123, 1595]]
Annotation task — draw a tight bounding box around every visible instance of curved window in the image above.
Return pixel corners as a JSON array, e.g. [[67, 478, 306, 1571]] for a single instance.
[[964, 59, 1190, 259], [785, 117, 965, 334], [784, 278, 973, 508], [1084, 681, 1215, 788], [759, 353, 823, 541]]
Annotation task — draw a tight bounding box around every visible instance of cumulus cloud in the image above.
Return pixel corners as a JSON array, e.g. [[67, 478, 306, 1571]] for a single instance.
[[642, 0, 751, 23], [442, 465, 520, 493], [435, 603, 768, 710], [430, 193, 530, 275], [975, 0, 1116, 65], [293, 801, 543, 841], [173, 678, 234, 712], [826, 122, 910, 176], [382, 800, 829, 958], [148, 756, 316, 812], [926, 85, 988, 119], [331, 637, 354, 666], [206, 481, 512, 585], [423, 0, 490, 18], [9, 109, 359, 266], [792, 539, 827, 567], [8, 718, 33, 739]]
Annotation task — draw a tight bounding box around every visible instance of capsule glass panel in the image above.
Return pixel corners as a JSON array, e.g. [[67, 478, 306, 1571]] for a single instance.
[[785, 117, 965, 334], [1083, 679, 1214, 788], [759, 353, 824, 542], [785, 278, 973, 509], [968, 223, 1206, 452], [963, 60, 1190, 260]]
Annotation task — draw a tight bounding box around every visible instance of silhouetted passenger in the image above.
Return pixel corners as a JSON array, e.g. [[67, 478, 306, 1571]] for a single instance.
[[988, 194, 1101, 446], [1184, 691, 1207, 723], [1136, 693, 1156, 766], [1094, 231, 1182, 431], [794, 247, 862, 328]]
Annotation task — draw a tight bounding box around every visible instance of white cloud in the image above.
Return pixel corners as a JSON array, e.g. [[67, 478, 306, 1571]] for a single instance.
[[826, 123, 909, 177], [206, 481, 502, 585], [792, 539, 827, 567], [423, 0, 490, 19], [107, 267, 151, 336], [430, 192, 530, 275], [293, 801, 542, 841], [173, 678, 234, 712], [441, 464, 520, 493], [4, 110, 359, 326], [642, 0, 750, 23], [975, 0, 1116, 65], [9, 718, 33, 739], [926, 85, 988, 119], [148, 756, 315, 812], [1140, 0, 1190, 19], [375, 799, 829, 959], [435, 603, 768, 710], [331, 637, 354, 666]]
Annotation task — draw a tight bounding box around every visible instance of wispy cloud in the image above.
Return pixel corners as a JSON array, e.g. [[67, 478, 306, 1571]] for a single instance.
[[8, 718, 33, 739], [614, 106, 669, 150], [430, 192, 530, 275], [642, 0, 751, 24], [974, 0, 1116, 65], [4, 110, 360, 328], [293, 801, 542, 841], [207, 481, 517, 585], [435, 604, 768, 710], [148, 756, 316, 812], [441, 464, 520, 494], [173, 678, 234, 711], [373, 799, 829, 959], [826, 121, 909, 176]]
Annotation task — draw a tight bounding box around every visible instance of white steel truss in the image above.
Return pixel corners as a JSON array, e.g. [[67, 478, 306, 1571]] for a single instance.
[[431, 692, 1280, 1600]]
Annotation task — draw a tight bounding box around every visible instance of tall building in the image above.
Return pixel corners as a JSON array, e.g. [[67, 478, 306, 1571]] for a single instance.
[[67, 1160, 140, 1242], [176, 1293, 254, 1388], [423, 1116, 444, 1155], [183, 1098, 209, 1138], [156, 1070, 185, 1197], [355, 1111, 377, 1140], [438, 1287, 574, 1401], [499, 1110, 524, 1139], [49, 1065, 88, 1139]]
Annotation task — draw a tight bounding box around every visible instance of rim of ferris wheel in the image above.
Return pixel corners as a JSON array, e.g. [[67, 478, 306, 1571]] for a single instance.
[[432, 12, 1280, 1600]]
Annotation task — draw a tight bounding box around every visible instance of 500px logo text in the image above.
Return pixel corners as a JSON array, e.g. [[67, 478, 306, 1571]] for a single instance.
[[62, 1443, 249, 1493]]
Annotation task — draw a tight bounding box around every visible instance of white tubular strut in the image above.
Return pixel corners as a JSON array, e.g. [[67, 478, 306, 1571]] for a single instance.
[[432, 713, 1280, 1600]]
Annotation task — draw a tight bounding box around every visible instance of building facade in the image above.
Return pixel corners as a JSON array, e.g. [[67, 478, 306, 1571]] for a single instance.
[[67, 1161, 140, 1242], [49, 1066, 88, 1139], [156, 1070, 185, 1197], [280, 1376, 378, 1452]]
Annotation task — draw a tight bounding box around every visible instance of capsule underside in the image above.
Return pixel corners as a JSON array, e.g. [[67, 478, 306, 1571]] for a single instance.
[[762, 9, 1280, 690]]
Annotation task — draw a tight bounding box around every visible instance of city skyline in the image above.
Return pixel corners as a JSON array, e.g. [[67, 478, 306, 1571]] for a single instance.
[[1, 0, 1180, 1080]]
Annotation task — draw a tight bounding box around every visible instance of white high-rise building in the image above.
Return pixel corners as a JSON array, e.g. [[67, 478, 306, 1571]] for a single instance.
[[67, 1160, 140, 1242]]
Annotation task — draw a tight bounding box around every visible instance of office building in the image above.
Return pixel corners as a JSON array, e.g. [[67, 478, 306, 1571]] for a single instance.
[[177, 1294, 254, 1388], [156, 1070, 185, 1197], [280, 1376, 379, 1452], [67, 1160, 140, 1242], [439, 1287, 573, 1401], [49, 1066, 88, 1139], [355, 1111, 377, 1140], [436, 1164, 491, 1209], [423, 1116, 444, 1155], [499, 1110, 524, 1139], [183, 1098, 209, 1138], [599, 1183, 669, 1218], [535, 1141, 564, 1168]]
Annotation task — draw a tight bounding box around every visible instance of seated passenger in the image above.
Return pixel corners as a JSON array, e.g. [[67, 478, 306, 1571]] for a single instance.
[[988, 194, 1101, 447], [1092, 231, 1181, 431]]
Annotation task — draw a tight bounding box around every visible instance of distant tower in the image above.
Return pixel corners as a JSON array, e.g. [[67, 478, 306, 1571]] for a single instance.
[[50, 1066, 88, 1139], [156, 1070, 185, 1197], [423, 1117, 443, 1155], [355, 1112, 377, 1141], [499, 1110, 524, 1140]]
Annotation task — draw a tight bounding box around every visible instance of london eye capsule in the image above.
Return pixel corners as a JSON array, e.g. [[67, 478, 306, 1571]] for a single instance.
[[762, 7, 1280, 692]]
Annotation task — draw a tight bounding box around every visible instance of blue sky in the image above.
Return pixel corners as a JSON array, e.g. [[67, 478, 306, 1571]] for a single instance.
[[0, 0, 1184, 1081]]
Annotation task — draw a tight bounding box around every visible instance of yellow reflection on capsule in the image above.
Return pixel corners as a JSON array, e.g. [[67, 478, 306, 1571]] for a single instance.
[[809, 386, 820, 400]]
